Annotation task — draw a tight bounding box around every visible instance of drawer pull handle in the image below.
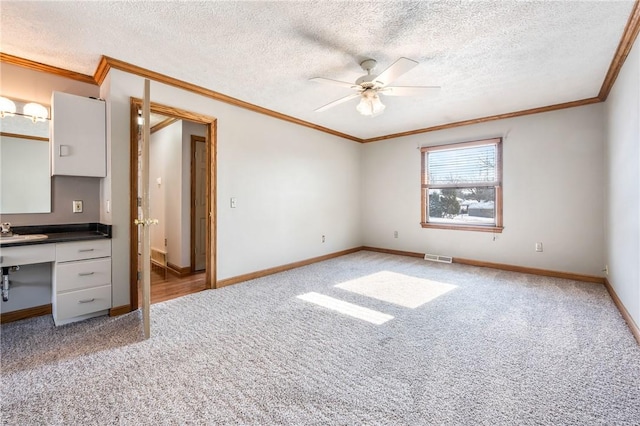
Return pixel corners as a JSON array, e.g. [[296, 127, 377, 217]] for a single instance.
[[78, 272, 95, 276], [78, 298, 95, 304], [78, 248, 95, 253]]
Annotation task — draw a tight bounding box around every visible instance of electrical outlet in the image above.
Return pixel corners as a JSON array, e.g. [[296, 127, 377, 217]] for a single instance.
[[603, 265, 609, 275], [321, 235, 325, 243], [394, 231, 398, 238], [535, 242, 543, 252], [72, 200, 83, 213]]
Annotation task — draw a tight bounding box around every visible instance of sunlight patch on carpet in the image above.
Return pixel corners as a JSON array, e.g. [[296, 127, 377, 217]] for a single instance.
[[297, 292, 394, 325], [335, 271, 457, 308]]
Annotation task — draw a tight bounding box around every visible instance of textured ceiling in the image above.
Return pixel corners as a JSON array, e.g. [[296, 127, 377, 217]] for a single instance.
[[0, 1, 635, 139]]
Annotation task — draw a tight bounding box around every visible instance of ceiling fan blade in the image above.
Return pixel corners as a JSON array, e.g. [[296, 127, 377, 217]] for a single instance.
[[315, 93, 361, 112], [380, 86, 441, 96], [373, 57, 418, 87], [309, 77, 358, 89]]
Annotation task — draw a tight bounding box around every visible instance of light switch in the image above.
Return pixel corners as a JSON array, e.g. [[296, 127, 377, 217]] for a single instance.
[[230, 197, 237, 208]]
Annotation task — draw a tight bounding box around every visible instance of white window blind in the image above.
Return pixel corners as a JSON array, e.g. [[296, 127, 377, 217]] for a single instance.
[[427, 144, 497, 186]]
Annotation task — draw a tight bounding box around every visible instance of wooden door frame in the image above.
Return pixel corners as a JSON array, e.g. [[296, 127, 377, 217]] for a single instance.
[[129, 98, 217, 310], [190, 135, 206, 273]]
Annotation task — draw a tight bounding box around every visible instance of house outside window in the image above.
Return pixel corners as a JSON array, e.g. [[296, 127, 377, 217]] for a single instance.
[[421, 137, 503, 233]]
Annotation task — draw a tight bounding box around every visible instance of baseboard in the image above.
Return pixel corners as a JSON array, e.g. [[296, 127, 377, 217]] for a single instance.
[[167, 262, 191, 277], [604, 278, 640, 345], [1, 304, 52, 324], [453, 257, 605, 284], [361, 246, 424, 258], [109, 305, 131, 317], [216, 247, 363, 288], [361, 246, 604, 284]]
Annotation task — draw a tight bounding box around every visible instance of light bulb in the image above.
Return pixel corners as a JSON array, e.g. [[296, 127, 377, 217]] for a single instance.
[[0, 96, 17, 118], [23, 102, 49, 122], [356, 90, 385, 117]]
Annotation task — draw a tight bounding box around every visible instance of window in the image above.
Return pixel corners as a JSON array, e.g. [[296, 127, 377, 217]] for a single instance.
[[421, 137, 503, 232]]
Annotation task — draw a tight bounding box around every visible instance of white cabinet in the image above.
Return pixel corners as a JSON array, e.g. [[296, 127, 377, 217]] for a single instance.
[[50, 92, 106, 177], [52, 240, 111, 326], [0, 244, 55, 267]]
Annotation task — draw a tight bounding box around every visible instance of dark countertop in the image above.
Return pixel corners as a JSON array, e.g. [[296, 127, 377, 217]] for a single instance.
[[0, 223, 111, 248]]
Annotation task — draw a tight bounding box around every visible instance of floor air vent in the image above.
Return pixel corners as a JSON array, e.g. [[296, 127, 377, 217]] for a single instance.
[[424, 253, 453, 264]]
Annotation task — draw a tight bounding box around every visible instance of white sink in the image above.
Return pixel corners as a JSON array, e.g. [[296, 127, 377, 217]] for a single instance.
[[0, 234, 49, 245]]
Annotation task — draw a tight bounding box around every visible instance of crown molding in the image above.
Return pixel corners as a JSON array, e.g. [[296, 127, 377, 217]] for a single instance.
[[361, 97, 602, 143], [0, 52, 96, 85], [97, 56, 362, 143], [93, 55, 111, 86], [598, 0, 640, 101], [150, 117, 179, 134]]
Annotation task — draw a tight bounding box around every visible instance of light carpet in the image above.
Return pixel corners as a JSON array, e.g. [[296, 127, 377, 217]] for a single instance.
[[2, 251, 639, 425]]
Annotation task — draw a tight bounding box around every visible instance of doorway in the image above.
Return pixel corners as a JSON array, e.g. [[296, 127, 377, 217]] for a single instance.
[[129, 98, 217, 310]]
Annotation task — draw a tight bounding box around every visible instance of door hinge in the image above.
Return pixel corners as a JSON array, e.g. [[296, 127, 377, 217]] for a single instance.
[[137, 271, 142, 281], [137, 197, 142, 207]]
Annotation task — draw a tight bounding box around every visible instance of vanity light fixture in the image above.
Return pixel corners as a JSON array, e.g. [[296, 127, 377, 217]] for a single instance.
[[0, 97, 17, 118], [23, 102, 49, 122], [0, 96, 49, 122]]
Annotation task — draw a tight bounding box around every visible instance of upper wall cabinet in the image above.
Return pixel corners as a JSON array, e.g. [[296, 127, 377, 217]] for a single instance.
[[51, 92, 106, 177]]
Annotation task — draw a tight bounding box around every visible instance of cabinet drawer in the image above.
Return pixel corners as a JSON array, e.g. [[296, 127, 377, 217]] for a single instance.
[[56, 240, 111, 262], [0, 244, 55, 267], [55, 258, 111, 292], [54, 285, 111, 321]]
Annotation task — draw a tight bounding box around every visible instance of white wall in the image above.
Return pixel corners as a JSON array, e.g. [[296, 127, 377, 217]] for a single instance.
[[100, 71, 135, 307], [103, 69, 362, 307], [149, 120, 205, 269], [605, 39, 640, 327], [361, 103, 605, 276], [150, 120, 183, 257], [0, 62, 97, 104], [162, 122, 184, 268]]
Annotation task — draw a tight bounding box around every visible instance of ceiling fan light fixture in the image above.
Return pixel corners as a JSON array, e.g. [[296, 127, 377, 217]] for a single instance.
[[356, 90, 385, 117], [313, 57, 434, 116]]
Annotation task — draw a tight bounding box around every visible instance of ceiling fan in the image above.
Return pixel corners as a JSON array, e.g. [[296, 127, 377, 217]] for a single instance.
[[310, 57, 440, 117]]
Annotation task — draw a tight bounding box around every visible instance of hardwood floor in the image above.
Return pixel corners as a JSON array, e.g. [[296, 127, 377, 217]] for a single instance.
[[138, 267, 207, 307]]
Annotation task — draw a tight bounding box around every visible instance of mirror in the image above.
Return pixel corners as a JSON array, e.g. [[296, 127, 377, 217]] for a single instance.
[[0, 98, 51, 214]]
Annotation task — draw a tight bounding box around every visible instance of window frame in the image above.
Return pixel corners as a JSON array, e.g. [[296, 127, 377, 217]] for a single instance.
[[420, 137, 503, 233]]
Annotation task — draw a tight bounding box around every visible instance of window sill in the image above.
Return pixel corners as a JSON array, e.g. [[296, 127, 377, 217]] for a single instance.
[[421, 223, 504, 233]]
